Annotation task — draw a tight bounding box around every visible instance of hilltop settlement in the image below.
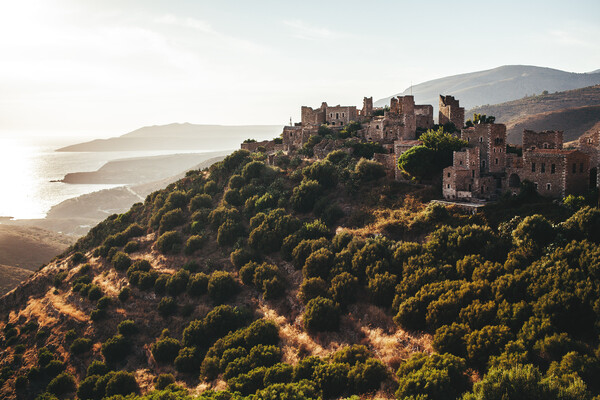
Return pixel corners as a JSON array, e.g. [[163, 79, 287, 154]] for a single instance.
[[242, 95, 600, 202]]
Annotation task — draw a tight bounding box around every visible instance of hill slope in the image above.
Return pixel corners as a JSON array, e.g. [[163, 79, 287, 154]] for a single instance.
[[375, 65, 600, 112], [465, 85, 600, 143], [56, 123, 283, 152], [0, 148, 599, 400]]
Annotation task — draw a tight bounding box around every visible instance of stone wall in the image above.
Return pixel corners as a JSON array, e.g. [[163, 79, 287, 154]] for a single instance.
[[301, 103, 327, 126], [415, 104, 434, 130], [241, 140, 284, 153], [325, 105, 358, 127], [439, 95, 465, 130], [461, 123, 506, 174], [522, 130, 563, 150]]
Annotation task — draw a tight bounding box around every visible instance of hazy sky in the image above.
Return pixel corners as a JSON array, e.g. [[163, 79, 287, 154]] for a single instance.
[[1, 0, 599, 138]]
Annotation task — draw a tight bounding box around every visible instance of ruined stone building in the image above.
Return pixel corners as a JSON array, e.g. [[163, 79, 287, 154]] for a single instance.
[[443, 127, 592, 201], [439, 95, 465, 130], [577, 128, 600, 188]]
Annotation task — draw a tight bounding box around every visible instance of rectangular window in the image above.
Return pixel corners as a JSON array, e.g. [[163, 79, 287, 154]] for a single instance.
[[546, 183, 551, 191], [541, 163, 545, 173], [447, 184, 450, 188], [495, 158, 499, 165], [532, 162, 536, 172], [580, 163, 584, 173], [572, 163, 577, 173], [472, 170, 475, 178], [534, 182, 538, 190], [447, 172, 451, 177], [551, 164, 555, 174]]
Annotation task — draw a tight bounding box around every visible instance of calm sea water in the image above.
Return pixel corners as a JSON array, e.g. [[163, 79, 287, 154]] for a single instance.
[[0, 136, 218, 220]]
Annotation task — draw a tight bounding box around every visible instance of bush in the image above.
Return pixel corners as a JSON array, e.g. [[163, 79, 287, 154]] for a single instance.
[[303, 248, 334, 279], [105, 371, 138, 396], [302, 160, 337, 188], [231, 248, 255, 269], [432, 323, 470, 358], [465, 325, 513, 368], [156, 231, 182, 254], [87, 285, 102, 301], [123, 240, 140, 253], [158, 296, 178, 317], [303, 297, 340, 332], [101, 335, 129, 363], [174, 347, 202, 373], [117, 320, 138, 336], [348, 358, 388, 393], [208, 271, 238, 303], [396, 352, 469, 400], [290, 180, 322, 213], [217, 220, 245, 247], [46, 372, 76, 395], [166, 270, 190, 296], [151, 337, 182, 364], [156, 373, 176, 390], [185, 234, 207, 254], [190, 193, 212, 211], [242, 160, 266, 181], [118, 287, 131, 302], [70, 338, 92, 355], [298, 277, 328, 304], [313, 362, 350, 398], [87, 360, 109, 376], [96, 296, 112, 310], [15, 375, 28, 391], [368, 272, 397, 307], [512, 214, 555, 250], [329, 272, 359, 307], [112, 251, 131, 271], [355, 158, 386, 181], [187, 273, 209, 296]]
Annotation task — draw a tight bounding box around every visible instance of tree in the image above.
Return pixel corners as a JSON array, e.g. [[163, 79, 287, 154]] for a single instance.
[[303, 297, 341, 332]]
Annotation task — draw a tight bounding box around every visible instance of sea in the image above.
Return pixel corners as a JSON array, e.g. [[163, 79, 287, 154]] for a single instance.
[[0, 136, 217, 220]]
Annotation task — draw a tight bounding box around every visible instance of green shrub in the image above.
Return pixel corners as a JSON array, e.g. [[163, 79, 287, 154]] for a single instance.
[[355, 158, 386, 181], [166, 270, 190, 296], [112, 251, 131, 271], [201, 356, 220, 380], [156, 231, 182, 254], [70, 338, 92, 355], [187, 272, 209, 296], [303, 297, 340, 332], [123, 240, 140, 253], [15, 375, 28, 391], [332, 345, 371, 365], [151, 337, 181, 364], [158, 296, 178, 317], [156, 373, 176, 390], [302, 248, 334, 279], [290, 180, 322, 213], [230, 248, 255, 269], [118, 287, 131, 302], [185, 234, 207, 254], [96, 296, 112, 310], [208, 271, 238, 303], [348, 358, 388, 393], [87, 360, 108, 376], [293, 356, 325, 381], [432, 323, 470, 358], [396, 352, 469, 400], [105, 371, 138, 396], [465, 325, 513, 368], [298, 277, 328, 304], [217, 220, 245, 247], [329, 272, 359, 307], [117, 320, 137, 336], [46, 372, 76, 395], [101, 334, 129, 363], [242, 160, 266, 181], [313, 362, 350, 398], [174, 347, 202, 373], [302, 160, 337, 188], [368, 272, 397, 307], [224, 188, 243, 206], [87, 285, 102, 301], [263, 363, 293, 386], [190, 193, 212, 211]]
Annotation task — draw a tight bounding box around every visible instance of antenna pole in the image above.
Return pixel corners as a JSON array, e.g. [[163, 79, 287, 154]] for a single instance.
[[289, 117, 292, 126]]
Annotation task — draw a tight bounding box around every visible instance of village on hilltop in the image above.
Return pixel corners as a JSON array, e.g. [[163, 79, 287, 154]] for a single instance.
[[241, 95, 600, 202]]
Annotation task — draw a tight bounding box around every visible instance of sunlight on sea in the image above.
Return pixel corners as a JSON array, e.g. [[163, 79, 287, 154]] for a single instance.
[[0, 136, 207, 220]]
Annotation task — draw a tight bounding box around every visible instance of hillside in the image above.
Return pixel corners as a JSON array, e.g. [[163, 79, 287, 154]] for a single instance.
[[465, 85, 600, 143], [56, 123, 283, 152], [375, 65, 600, 113], [0, 264, 32, 296], [0, 148, 599, 400]]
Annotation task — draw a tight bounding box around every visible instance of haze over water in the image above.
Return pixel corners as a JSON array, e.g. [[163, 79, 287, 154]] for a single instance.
[[0, 136, 209, 220]]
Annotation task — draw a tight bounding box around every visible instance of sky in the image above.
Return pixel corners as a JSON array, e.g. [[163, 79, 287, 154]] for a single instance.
[[1, 0, 599, 139]]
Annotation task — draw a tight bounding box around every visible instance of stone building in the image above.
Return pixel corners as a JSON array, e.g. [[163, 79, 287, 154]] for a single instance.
[[443, 126, 592, 201], [439, 95, 465, 130], [576, 128, 600, 188]]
